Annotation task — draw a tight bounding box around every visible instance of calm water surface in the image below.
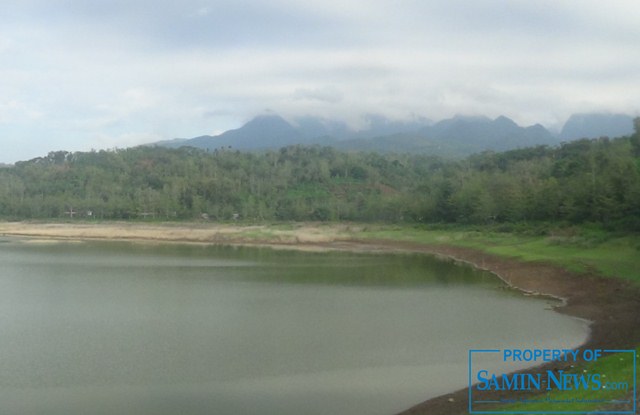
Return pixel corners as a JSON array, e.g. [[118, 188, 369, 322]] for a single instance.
[[0, 239, 588, 415]]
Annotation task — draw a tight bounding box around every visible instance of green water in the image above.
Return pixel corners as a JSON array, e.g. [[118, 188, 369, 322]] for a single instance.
[[0, 239, 588, 415]]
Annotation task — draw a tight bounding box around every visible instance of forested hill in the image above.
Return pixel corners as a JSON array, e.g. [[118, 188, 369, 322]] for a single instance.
[[1, 122, 639, 229]]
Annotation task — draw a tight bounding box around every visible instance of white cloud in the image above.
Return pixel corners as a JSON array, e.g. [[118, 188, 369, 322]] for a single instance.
[[0, 0, 638, 162], [93, 131, 165, 150], [0, 100, 44, 123], [293, 86, 344, 104]]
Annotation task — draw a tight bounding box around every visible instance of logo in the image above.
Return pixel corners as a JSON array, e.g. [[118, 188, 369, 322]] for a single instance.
[[468, 348, 636, 414]]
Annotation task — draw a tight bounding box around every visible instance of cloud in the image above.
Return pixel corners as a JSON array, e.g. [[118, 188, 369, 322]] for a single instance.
[[293, 86, 343, 104], [0, 100, 43, 123], [0, 0, 639, 162], [193, 6, 212, 17], [93, 131, 164, 149]]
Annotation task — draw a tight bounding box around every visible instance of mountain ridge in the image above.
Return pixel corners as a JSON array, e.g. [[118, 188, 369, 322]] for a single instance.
[[151, 112, 636, 157]]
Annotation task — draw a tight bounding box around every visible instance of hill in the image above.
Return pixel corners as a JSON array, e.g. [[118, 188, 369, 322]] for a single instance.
[[2, 121, 639, 228]]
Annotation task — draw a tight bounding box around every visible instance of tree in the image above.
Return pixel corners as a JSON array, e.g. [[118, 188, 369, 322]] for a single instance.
[[631, 117, 640, 156]]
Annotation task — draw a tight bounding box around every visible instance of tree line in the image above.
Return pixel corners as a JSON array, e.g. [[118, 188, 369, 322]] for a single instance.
[[1, 120, 639, 229]]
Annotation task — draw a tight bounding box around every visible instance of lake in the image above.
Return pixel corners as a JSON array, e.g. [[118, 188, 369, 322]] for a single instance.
[[0, 239, 588, 415]]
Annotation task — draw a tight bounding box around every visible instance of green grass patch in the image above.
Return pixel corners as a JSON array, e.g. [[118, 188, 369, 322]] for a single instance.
[[498, 348, 637, 413], [350, 224, 640, 283]]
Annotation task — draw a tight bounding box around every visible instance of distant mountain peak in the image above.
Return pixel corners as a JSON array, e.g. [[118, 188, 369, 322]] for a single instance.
[[560, 113, 635, 140], [493, 115, 518, 127], [244, 114, 291, 127]]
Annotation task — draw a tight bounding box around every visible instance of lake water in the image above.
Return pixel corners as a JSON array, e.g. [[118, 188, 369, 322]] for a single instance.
[[0, 238, 588, 415]]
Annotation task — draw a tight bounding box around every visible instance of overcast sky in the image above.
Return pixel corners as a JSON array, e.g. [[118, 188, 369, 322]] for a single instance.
[[1, 0, 639, 162]]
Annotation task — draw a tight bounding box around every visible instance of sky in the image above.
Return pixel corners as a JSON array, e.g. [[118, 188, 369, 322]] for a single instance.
[[1, 0, 639, 163]]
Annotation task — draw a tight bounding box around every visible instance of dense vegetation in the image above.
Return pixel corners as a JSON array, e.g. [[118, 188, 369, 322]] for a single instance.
[[1, 119, 639, 229]]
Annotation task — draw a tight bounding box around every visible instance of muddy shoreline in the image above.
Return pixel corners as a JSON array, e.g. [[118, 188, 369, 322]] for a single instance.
[[1, 222, 639, 414]]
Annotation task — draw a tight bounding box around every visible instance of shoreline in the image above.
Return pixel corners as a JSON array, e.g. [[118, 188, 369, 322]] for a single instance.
[[1, 221, 639, 414]]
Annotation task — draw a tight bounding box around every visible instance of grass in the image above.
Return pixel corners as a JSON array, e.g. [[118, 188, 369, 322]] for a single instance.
[[351, 224, 640, 283], [497, 347, 637, 413]]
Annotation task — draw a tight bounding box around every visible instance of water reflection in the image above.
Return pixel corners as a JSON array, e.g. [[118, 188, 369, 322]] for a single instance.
[[0, 240, 588, 415]]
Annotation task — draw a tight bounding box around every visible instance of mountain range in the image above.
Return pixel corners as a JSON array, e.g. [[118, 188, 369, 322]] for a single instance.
[[152, 112, 636, 157]]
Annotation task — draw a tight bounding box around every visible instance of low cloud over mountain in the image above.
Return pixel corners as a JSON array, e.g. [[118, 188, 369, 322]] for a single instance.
[[152, 112, 636, 157]]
